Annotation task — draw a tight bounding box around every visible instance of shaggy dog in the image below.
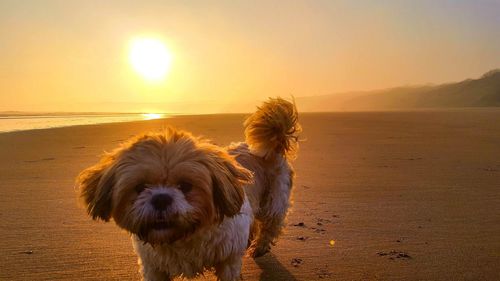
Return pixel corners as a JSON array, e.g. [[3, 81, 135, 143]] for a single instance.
[[77, 97, 301, 281]]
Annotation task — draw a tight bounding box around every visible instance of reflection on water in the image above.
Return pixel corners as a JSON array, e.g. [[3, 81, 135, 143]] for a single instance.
[[0, 113, 168, 133], [141, 113, 164, 120]]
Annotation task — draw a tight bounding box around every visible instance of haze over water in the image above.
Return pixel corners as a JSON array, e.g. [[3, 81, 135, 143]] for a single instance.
[[0, 113, 167, 133]]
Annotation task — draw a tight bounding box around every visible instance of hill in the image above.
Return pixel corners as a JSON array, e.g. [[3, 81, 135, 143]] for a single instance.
[[297, 69, 500, 111]]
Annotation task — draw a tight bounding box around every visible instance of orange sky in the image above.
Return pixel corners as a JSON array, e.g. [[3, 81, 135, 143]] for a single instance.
[[1, 1, 499, 113]]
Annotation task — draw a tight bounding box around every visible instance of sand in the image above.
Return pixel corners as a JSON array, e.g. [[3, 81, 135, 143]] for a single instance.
[[0, 111, 499, 281]]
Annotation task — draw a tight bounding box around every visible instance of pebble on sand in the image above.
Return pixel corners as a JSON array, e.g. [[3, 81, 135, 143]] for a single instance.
[[329, 240, 335, 247]]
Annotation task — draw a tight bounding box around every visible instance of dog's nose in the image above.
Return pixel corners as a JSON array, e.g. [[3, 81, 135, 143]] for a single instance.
[[151, 194, 173, 210]]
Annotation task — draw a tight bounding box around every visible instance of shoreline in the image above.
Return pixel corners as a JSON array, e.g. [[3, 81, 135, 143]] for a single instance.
[[0, 112, 255, 135], [2, 107, 500, 135]]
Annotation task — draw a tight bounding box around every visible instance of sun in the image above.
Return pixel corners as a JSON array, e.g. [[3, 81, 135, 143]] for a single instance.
[[129, 37, 172, 82]]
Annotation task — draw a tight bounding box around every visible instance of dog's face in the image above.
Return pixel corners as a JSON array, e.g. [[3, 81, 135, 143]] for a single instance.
[[77, 129, 252, 244]]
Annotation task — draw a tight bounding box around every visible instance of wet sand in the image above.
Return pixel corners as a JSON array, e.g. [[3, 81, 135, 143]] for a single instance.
[[0, 111, 499, 280]]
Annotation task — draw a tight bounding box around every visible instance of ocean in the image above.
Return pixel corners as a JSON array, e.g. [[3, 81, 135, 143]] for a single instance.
[[0, 113, 167, 133]]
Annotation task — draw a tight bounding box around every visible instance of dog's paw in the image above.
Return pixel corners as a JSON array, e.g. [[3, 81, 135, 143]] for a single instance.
[[249, 244, 270, 258]]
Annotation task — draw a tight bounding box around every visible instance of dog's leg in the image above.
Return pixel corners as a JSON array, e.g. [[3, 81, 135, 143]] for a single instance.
[[140, 259, 170, 281], [247, 220, 260, 248], [250, 166, 293, 258], [215, 255, 243, 281], [249, 216, 286, 257]]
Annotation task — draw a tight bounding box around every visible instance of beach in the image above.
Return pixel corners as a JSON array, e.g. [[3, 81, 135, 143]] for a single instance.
[[0, 111, 499, 281]]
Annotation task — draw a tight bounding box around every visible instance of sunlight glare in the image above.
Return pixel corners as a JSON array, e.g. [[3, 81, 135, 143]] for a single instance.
[[129, 38, 172, 82], [142, 113, 164, 120]]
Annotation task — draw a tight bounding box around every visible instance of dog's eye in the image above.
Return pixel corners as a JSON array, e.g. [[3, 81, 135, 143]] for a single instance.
[[178, 181, 192, 194], [135, 183, 147, 194]]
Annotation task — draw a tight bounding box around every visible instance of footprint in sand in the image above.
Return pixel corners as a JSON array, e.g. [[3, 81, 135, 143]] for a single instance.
[[377, 250, 411, 260], [291, 258, 303, 267], [311, 227, 326, 234], [482, 167, 498, 172], [309, 217, 334, 234], [24, 157, 55, 163], [315, 267, 332, 279]]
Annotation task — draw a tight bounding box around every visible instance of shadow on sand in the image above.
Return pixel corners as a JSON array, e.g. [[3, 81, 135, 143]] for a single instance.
[[254, 254, 298, 281]]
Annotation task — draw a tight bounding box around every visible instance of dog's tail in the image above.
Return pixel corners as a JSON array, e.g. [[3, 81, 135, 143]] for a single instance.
[[244, 97, 301, 161]]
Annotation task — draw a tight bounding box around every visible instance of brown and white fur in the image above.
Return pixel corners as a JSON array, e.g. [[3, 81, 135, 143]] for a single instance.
[[77, 97, 301, 281]]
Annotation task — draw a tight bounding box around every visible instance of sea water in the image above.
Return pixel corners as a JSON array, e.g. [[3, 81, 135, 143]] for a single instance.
[[0, 113, 167, 133]]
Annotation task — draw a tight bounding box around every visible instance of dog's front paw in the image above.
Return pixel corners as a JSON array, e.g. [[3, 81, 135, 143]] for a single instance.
[[249, 244, 270, 258]]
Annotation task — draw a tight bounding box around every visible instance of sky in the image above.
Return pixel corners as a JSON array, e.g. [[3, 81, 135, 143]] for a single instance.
[[1, 0, 499, 113]]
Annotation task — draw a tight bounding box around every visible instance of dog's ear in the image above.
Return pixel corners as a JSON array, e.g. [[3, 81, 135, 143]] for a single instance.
[[76, 154, 117, 221], [203, 147, 253, 220]]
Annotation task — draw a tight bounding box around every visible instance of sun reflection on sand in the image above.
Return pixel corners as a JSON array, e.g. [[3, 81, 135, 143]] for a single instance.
[[141, 113, 164, 120]]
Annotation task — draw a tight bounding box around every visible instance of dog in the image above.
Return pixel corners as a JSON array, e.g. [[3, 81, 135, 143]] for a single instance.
[[77, 97, 301, 281]]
